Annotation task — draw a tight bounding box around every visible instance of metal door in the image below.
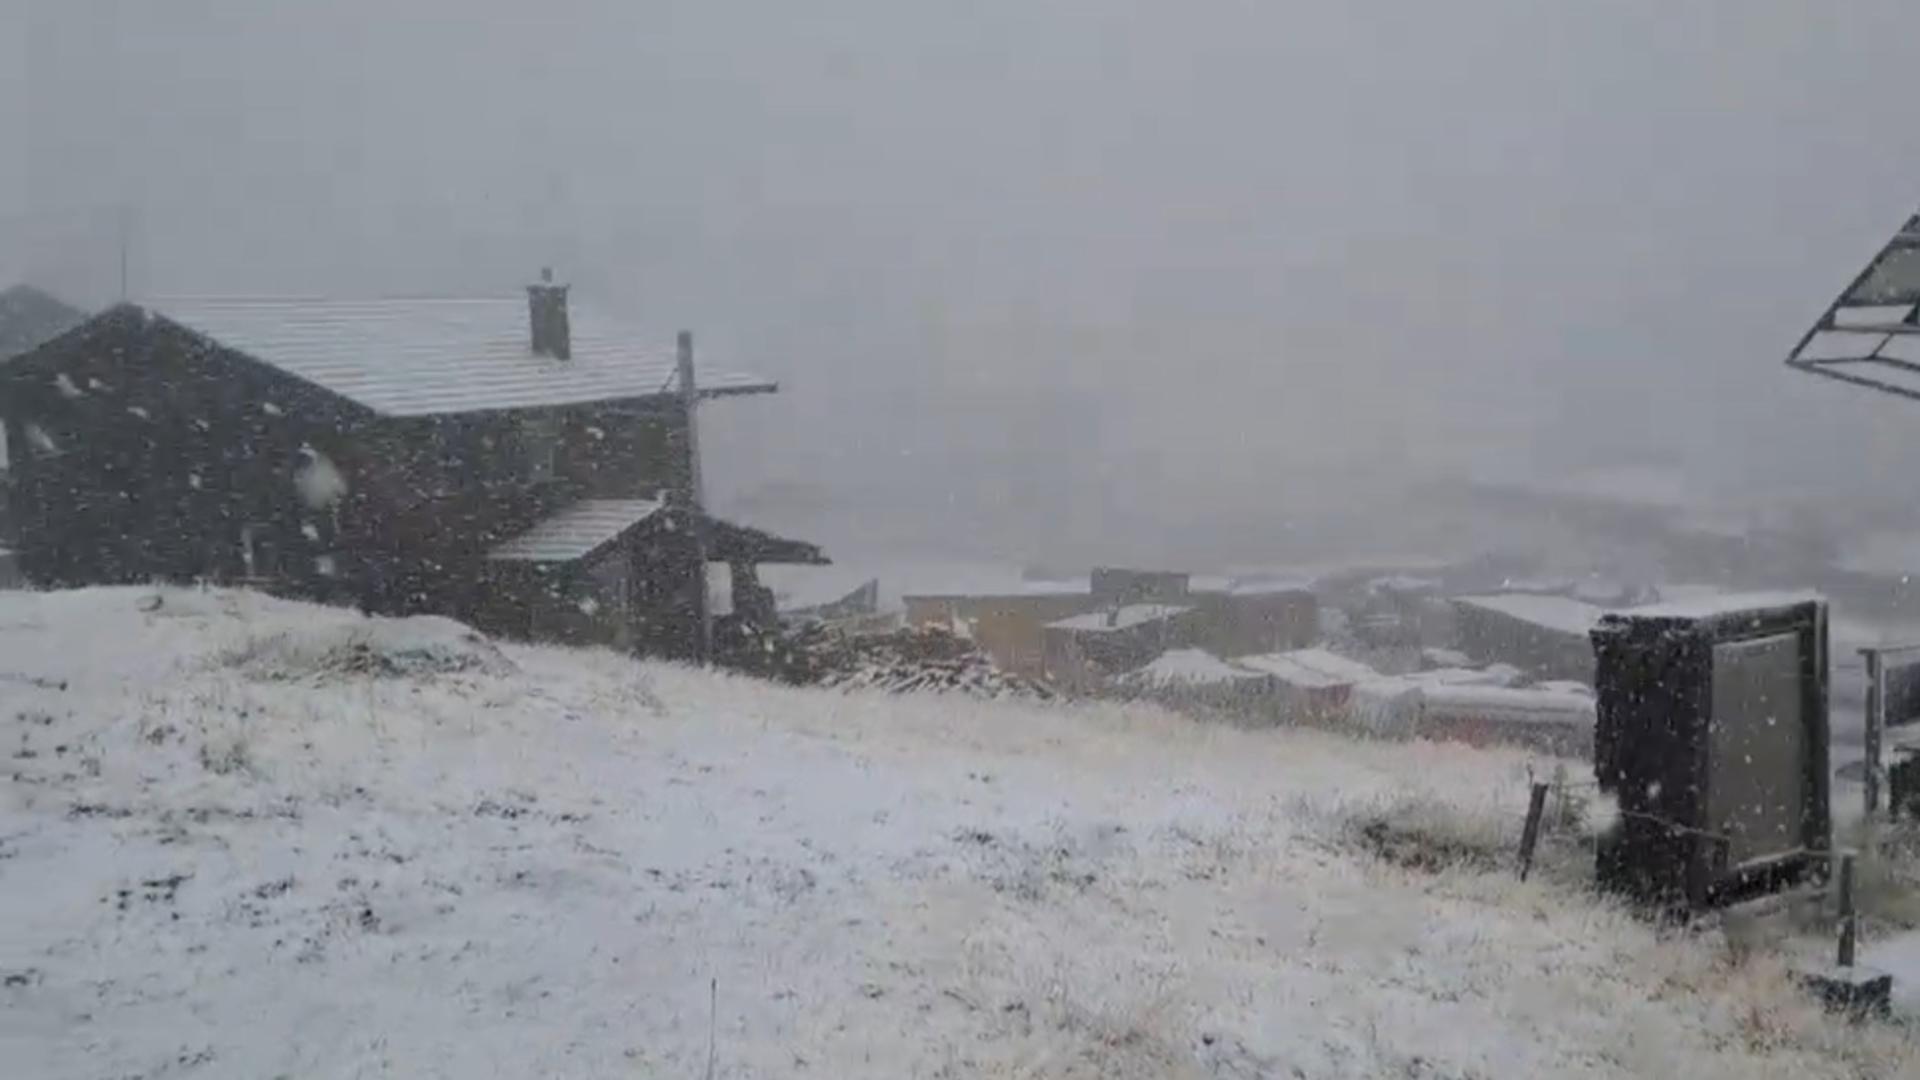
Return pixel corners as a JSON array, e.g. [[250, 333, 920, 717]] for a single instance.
[[1709, 633, 1807, 870]]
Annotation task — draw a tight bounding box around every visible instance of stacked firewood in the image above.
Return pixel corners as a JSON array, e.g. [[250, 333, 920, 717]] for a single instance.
[[781, 624, 1056, 701]]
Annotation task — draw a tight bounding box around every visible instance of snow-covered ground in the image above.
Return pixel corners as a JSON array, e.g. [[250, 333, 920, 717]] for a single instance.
[[2, 588, 1914, 1078]]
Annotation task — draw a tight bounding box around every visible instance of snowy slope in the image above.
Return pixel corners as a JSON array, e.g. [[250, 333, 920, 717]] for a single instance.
[[0, 588, 1913, 1078]]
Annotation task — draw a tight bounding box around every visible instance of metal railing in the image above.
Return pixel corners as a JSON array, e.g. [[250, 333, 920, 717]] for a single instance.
[[1858, 642, 1920, 817]]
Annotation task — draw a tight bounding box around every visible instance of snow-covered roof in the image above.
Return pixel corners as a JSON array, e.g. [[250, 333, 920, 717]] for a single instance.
[[1532, 680, 1596, 697], [1420, 684, 1596, 723], [143, 296, 777, 417], [1613, 590, 1821, 621], [1451, 593, 1606, 636], [1238, 648, 1380, 688], [1404, 666, 1518, 689], [1122, 648, 1263, 686], [1048, 604, 1192, 633], [487, 499, 664, 563]]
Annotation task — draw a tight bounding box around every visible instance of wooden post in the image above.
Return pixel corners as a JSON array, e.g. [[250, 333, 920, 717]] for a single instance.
[[1863, 649, 1885, 817], [677, 330, 711, 665], [1518, 782, 1550, 880], [1837, 850, 1858, 968]]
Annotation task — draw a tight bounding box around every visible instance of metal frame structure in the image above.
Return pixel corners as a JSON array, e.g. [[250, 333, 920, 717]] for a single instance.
[[1788, 211, 1920, 401], [1859, 641, 1920, 818]]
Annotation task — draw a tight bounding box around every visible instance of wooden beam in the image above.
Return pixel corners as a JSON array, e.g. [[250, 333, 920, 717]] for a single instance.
[[696, 383, 779, 401]]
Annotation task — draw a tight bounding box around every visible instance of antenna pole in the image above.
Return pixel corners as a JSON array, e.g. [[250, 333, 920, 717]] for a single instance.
[[678, 330, 712, 664], [117, 206, 130, 301]]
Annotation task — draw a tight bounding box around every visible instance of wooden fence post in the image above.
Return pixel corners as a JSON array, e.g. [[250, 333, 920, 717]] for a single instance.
[[1837, 851, 1858, 968], [1863, 649, 1885, 818], [1518, 782, 1550, 881]]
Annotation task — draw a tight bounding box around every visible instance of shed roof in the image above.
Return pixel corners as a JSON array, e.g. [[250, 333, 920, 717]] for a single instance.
[[487, 499, 829, 567], [1405, 666, 1520, 689], [1419, 684, 1597, 723], [143, 296, 776, 417], [1048, 604, 1192, 632], [1121, 648, 1263, 687], [1613, 590, 1820, 621], [1237, 648, 1380, 688], [1451, 593, 1606, 636], [488, 499, 665, 564]]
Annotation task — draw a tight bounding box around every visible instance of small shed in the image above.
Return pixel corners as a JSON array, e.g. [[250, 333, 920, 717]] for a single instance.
[[1413, 684, 1596, 757], [1118, 648, 1271, 712], [1190, 580, 1319, 657], [1042, 604, 1200, 691], [1237, 648, 1383, 723], [480, 499, 825, 655], [1451, 593, 1606, 682]]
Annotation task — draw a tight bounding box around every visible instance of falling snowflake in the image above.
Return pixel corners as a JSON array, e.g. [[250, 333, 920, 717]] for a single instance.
[[293, 448, 348, 508]]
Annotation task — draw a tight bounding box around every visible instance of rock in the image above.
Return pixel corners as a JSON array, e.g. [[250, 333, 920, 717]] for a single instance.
[[1795, 962, 1893, 1020]]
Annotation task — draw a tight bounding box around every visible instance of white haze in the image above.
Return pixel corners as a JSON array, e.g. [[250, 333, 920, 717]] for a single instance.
[[6, 0, 1920, 569]]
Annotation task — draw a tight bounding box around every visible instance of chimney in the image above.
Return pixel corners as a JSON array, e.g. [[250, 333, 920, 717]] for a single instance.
[[526, 267, 571, 360]]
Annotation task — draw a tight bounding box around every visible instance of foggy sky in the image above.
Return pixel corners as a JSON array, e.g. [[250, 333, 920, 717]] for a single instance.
[[7, 1, 1920, 569]]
